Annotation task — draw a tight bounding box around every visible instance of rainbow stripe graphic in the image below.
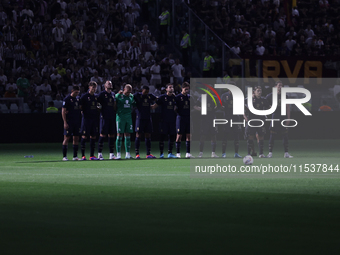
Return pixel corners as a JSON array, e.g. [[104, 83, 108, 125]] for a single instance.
[[197, 82, 223, 107]]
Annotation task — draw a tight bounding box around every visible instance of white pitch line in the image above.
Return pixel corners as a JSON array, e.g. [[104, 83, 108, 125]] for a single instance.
[[0, 173, 189, 177]]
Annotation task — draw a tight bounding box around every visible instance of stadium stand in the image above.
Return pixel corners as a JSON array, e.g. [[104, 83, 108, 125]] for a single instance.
[[0, 0, 187, 113], [0, 0, 339, 113]]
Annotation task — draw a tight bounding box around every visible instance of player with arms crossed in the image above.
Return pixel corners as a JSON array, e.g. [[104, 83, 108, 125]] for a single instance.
[[97, 81, 116, 160], [265, 81, 293, 158], [62, 85, 81, 161], [115, 84, 136, 159], [80, 81, 100, 160], [152, 83, 177, 158], [244, 86, 268, 158], [175, 82, 194, 158], [134, 85, 157, 159]]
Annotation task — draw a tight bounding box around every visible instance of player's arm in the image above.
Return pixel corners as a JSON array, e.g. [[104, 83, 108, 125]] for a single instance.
[[174, 96, 179, 114], [97, 94, 102, 111], [151, 100, 159, 109], [243, 98, 249, 122], [62, 107, 69, 130], [193, 105, 200, 111], [286, 104, 290, 125], [261, 98, 270, 119], [264, 94, 272, 108], [174, 105, 178, 114], [151, 103, 158, 109], [131, 94, 136, 107], [193, 98, 201, 111], [150, 94, 158, 109]]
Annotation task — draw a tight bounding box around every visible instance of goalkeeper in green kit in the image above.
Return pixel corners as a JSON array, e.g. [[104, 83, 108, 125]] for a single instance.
[[115, 84, 136, 159]]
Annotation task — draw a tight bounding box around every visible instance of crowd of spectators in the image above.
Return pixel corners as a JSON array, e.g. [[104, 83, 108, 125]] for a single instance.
[[0, 0, 189, 113], [3, 0, 339, 113], [189, 0, 340, 57]]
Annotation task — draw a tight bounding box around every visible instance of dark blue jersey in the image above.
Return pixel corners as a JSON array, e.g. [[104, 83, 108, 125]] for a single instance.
[[63, 94, 81, 123], [98, 90, 116, 119], [175, 93, 190, 116], [221, 91, 234, 116], [134, 92, 156, 120], [246, 96, 268, 119], [156, 94, 176, 120], [80, 92, 99, 119]]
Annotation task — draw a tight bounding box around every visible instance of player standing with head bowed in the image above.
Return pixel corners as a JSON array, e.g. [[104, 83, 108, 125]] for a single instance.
[[133, 85, 157, 159], [152, 83, 177, 158], [62, 85, 81, 161], [175, 82, 194, 158], [80, 81, 100, 160], [266, 81, 293, 158], [244, 86, 268, 158], [97, 81, 116, 160]]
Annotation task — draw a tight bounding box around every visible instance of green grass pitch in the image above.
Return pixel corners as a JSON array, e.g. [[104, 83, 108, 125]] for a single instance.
[[1, 140, 340, 254]]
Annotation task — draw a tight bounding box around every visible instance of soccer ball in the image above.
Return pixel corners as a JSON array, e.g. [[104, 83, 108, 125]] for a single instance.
[[243, 155, 254, 165]]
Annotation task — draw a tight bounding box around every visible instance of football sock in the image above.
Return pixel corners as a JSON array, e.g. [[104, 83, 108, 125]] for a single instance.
[[186, 141, 190, 153], [168, 135, 175, 154], [211, 142, 216, 153], [125, 136, 131, 153], [73, 145, 78, 157], [62, 145, 67, 157], [145, 138, 151, 155], [98, 136, 104, 153], [159, 134, 165, 154], [259, 140, 264, 155], [222, 141, 227, 154], [251, 143, 255, 155], [108, 137, 115, 153], [234, 137, 239, 153], [176, 141, 181, 153], [283, 134, 289, 153], [159, 141, 164, 154], [81, 138, 86, 156], [90, 138, 95, 157], [135, 137, 140, 155], [269, 133, 275, 152], [199, 141, 204, 152], [247, 139, 254, 155], [116, 136, 122, 153]]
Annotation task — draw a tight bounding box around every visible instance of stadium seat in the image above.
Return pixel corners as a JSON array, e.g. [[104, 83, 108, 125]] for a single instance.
[[23, 103, 31, 113], [44, 95, 52, 108], [141, 68, 150, 77], [148, 85, 155, 93], [144, 51, 152, 60], [68, 86, 73, 93], [0, 104, 9, 113], [44, 95, 52, 102], [141, 77, 150, 86], [216, 77, 223, 84], [10, 103, 19, 113], [333, 85, 340, 100], [43, 95, 53, 112]]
